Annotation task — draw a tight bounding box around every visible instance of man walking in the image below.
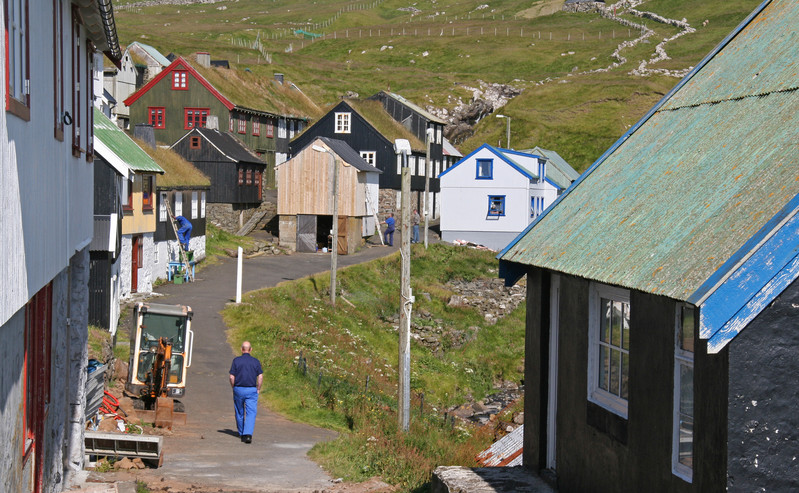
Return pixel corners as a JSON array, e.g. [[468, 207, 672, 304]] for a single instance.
[[229, 341, 263, 443], [411, 209, 420, 243]]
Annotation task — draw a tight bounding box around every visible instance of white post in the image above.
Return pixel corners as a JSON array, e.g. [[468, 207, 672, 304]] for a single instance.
[[236, 246, 243, 303]]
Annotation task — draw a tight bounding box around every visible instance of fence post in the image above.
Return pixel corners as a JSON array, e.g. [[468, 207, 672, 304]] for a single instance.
[[419, 393, 424, 417], [365, 375, 370, 392]]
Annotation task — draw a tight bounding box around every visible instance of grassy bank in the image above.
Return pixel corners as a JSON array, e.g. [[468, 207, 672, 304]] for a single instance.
[[223, 243, 525, 489]]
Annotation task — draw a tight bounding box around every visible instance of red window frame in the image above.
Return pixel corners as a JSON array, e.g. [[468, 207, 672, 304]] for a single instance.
[[142, 175, 154, 210], [238, 118, 246, 134], [52, 0, 65, 139], [238, 168, 244, 186], [265, 121, 274, 138], [190, 136, 201, 149], [123, 178, 133, 212], [23, 283, 53, 493], [5, 0, 31, 120], [148, 107, 165, 129], [252, 120, 260, 136], [246, 169, 252, 185], [85, 41, 94, 161], [71, 6, 82, 157], [184, 108, 209, 130], [172, 70, 188, 90]]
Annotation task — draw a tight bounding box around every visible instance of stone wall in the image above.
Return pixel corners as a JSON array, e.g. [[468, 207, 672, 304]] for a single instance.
[[207, 202, 270, 233], [154, 236, 207, 280], [278, 215, 297, 251], [0, 310, 25, 492], [120, 233, 156, 299]]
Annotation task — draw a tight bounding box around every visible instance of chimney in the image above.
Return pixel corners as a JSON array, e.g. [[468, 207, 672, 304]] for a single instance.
[[134, 124, 156, 149], [196, 52, 211, 68], [206, 115, 219, 131], [274, 73, 284, 85]]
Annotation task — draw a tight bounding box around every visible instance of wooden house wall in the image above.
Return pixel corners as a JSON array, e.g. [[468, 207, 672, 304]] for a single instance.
[[375, 94, 444, 161], [94, 157, 121, 215], [290, 101, 440, 193], [127, 70, 230, 146], [172, 136, 265, 205], [122, 174, 158, 235], [230, 110, 276, 159], [154, 189, 208, 242], [727, 277, 799, 491], [276, 151, 363, 217], [521, 268, 727, 492]]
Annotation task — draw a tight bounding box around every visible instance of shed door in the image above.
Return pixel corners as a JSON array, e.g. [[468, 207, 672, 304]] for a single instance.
[[337, 216, 347, 255], [297, 215, 317, 253]]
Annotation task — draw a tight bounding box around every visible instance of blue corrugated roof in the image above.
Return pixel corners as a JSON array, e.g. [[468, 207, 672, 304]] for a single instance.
[[499, 0, 799, 352]]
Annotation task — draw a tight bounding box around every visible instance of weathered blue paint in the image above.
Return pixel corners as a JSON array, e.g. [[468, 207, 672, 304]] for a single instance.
[[700, 202, 799, 353]]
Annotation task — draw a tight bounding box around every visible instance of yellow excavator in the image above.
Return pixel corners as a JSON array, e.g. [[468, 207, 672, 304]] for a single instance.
[[125, 302, 194, 428]]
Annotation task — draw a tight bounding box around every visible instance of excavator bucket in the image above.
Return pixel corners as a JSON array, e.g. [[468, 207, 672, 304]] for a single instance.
[[155, 397, 174, 429]]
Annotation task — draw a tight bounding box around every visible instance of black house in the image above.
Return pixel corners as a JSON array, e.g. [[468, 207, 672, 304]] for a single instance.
[[171, 127, 266, 206], [369, 90, 446, 165], [290, 99, 447, 215], [498, 2, 799, 491]]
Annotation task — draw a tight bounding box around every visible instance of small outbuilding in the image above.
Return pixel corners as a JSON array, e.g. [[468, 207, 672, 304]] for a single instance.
[[277, 137, 381, 253]]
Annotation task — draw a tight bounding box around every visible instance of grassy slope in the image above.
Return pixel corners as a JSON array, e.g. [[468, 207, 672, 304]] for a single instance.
[[114, 0, 761, 171], [223, 244, 525, 488]]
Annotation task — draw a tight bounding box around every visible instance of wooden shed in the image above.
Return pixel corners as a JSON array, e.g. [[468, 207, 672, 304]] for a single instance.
[[277, 137, 381, 254]]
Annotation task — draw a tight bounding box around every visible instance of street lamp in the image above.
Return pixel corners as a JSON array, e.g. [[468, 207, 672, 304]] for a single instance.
[[496, 114, 511, 149], [312, 144, 339, 307], [394, 138, 413, 432]]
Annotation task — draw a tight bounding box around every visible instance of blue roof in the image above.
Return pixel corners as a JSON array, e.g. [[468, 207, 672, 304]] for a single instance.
[[499, 0, 799, 353]]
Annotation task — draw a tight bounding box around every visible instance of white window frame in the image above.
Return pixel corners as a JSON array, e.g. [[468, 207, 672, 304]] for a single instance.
[[191, 191, 198, 219], [159, 192, 168, 222], [360, 151, 376, 166], [419, 157, 427, 177], [201, 191, 206, 218], [278, 119, 287, 139], [174, 192, 183, 217], [672, 304, 695, 483], [6, 0, 30, 113], [335, 112, 351, 133], [587, 282, 630, 418], [436, 127, 442, 144]]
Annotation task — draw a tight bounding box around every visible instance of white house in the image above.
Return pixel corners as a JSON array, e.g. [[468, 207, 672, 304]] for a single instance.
[[1, 1, 120, 491], [102, 47, 139, 128], [438, 144, 578, 250]]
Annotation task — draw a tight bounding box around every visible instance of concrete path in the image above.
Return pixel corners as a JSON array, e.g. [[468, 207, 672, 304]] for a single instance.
[[132, 242, 399, 491]]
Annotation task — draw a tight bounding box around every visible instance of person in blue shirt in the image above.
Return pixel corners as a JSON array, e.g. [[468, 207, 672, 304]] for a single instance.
[[383, 212, 396, 247], [175, 215, 192, 251], [229, 341, 263, 443]]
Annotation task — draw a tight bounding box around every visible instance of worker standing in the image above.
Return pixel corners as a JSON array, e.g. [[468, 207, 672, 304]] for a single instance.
[[229, 341, 263, 443]]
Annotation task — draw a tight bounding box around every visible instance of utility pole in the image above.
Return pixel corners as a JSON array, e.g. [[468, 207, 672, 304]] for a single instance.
[[313, 144, 339, 307], [424, 128, 433, 249], [496, 114, 511, 149], [395, 138, 413, 432]]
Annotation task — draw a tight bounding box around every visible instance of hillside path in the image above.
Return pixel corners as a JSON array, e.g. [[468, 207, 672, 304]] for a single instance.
[[121, 240, 400, 492]]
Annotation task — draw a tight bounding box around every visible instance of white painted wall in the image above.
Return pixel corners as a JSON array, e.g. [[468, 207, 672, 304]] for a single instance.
[[154, 236, 207, 280], [439, 147, 561, 250], [119, 233, 156, 298], [362, 174, 380, 237]]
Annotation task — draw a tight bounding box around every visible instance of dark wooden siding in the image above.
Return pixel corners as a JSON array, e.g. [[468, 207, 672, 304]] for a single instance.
[[290, 101, 441, 192], [88, 252, 112, 329], [727, 278, 799, 491], [128, 68, 231, 146], [94, 157, 121, 215], [154, 189, 208, 242], [522, 269, 726, 492]]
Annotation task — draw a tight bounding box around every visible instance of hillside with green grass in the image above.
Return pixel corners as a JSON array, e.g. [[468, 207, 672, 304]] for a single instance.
[[113, 0, 761, 171], [223, 244, 525, 489]]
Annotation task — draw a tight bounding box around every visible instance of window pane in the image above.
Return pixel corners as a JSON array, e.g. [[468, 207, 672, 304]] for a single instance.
[[622, 304, 630, 350], [621, 352, 629, 399], [600, 298, 611, 343], [610, 347, 620, 397], [678, 414, 693, 467], [679, 363, 693, 416], [598, 345, 609, 392], [681, 306, 695, 353]]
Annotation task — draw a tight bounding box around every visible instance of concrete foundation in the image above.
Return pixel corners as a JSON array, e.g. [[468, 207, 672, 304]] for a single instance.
[[432, 466, 555, 493]]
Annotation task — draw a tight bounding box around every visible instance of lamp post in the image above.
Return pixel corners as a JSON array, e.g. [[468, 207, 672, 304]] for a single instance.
[[394, 138, 413, 432], [424, 128, 434, 249], [496, 114, 511, 149], [312, 144, 339, 307]]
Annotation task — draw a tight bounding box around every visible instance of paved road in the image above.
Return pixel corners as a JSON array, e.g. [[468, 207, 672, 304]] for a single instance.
[[136, 242, 398, 491]]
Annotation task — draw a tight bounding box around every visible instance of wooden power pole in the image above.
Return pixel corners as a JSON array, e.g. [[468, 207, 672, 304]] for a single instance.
[[395, 139, 413, 432]]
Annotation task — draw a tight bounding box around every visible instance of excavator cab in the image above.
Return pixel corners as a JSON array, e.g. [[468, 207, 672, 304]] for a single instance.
[[126, 302, 193, 427]]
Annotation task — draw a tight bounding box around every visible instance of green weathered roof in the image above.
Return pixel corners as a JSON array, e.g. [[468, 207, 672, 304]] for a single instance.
[[93, 108, 164, 175], [500, 0, 799, 302], [526, 146, 580, 190]]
